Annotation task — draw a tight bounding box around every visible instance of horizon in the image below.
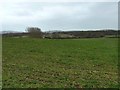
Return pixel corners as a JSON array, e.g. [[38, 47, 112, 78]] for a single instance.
[[1, 28, 118, 34]]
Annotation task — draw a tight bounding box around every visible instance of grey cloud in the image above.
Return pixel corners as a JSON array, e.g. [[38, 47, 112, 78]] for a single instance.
[[2, 2, 118, 31]]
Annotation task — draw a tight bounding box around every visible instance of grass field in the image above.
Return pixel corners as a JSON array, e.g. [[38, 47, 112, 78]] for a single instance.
[[2, 37, 118, 88]]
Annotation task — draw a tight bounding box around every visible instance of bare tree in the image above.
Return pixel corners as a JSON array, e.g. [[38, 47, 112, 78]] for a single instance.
[[26, 27, 43, 38]]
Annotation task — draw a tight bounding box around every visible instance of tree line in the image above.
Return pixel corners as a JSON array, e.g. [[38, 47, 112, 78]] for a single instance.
[[2, 27, 119, 38]]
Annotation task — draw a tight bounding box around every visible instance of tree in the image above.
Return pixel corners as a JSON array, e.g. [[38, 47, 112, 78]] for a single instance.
[[26, 27, 43, 38]]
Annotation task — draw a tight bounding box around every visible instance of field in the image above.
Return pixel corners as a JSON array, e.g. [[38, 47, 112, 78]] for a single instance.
[[2, 37, 118, 88]]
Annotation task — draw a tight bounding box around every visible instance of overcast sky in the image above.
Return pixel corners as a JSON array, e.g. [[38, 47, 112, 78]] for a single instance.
[[0, 1, 118, 32]]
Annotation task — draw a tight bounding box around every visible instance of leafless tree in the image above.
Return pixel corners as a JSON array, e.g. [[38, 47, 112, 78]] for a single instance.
[[26, 27, 43, 38]]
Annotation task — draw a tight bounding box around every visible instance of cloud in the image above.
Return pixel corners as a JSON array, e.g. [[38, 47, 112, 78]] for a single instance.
[[2, 2, 96, 22], [0, 0, 119, 3], [1, 2, 118, 31]]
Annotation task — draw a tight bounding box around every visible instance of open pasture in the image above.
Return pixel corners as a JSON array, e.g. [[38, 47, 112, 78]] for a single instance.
[[2, 37, 118, 88]]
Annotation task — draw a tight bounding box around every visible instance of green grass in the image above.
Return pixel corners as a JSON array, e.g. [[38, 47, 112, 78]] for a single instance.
[[2, 37, 118, 88]]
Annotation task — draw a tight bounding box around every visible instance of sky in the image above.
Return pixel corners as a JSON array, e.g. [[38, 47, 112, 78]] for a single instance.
[[0, 0, 118, 32]]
